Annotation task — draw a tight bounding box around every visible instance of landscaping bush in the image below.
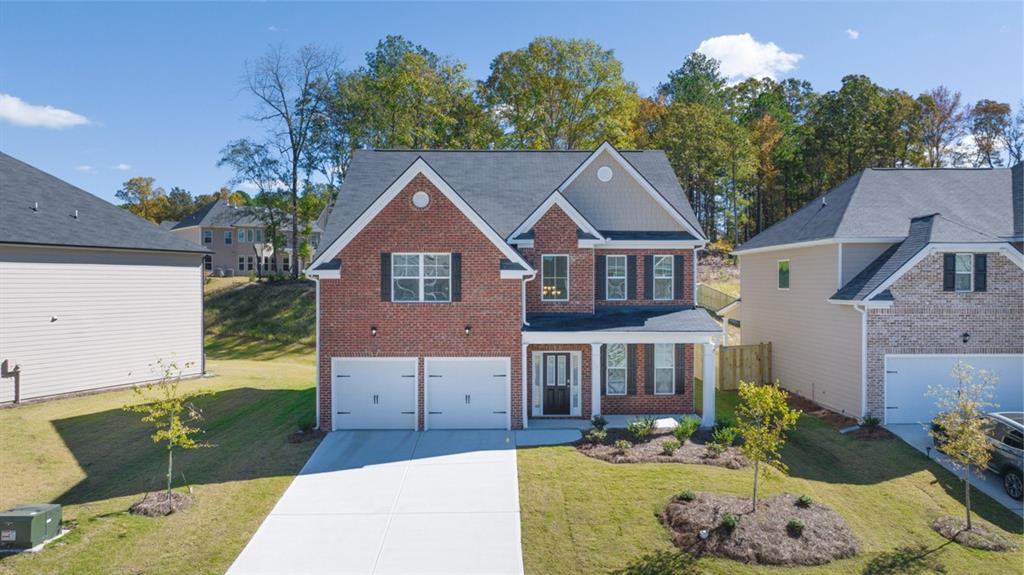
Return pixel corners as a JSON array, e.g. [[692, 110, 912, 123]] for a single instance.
[[787, 518, 805, 537], [796, 494, 813, 508], [613, 439, 633, 453], [627, 416, 657, 441], [714, 415, 736, 431], [862, 416, 881, 428], [678, 489, 696, 502], [673, 417, 700, 442], [721, 512, 739, 532], [662, 439, 681, 456], [591, 414, 608, 431], [712, 425, 739, 446], [584, 428, 607, 445]]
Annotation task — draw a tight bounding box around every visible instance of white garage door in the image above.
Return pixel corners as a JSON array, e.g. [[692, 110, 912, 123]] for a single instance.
[[425, 358, 509, 430], [885, 355, 1024, 424], [331, 358, 417, 430]]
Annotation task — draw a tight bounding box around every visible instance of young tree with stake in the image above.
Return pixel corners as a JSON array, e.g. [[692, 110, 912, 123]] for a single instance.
[[735, 381, 801, 512]]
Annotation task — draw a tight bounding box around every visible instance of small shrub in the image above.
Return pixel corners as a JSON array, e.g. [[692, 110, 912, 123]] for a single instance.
[[796, 494, 813, 508], [712, 426, 738, 447], [721, 512, 740, 532], [862, 416, 881, 428], [673, 417, 700, 442], [678, 489, 696, 502], [584, 428, 607, 445], [613, 439, 633, 453], [591, 414, 608, 430], [714, 415, 735, 431], [627, 416, 657, 442], [662, 439, 681, 455], [787, 518, 805, 537], [705, 441, 728, 457]]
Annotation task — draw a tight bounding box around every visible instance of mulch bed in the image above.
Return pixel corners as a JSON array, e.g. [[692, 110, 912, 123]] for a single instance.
[[848, 426, 896, 441], [575, 429, 749, 469], [663, 492, 858, 566], [129, 492, 193, 517], [931, 516, 1018, 551], [287, 429, 326, 444]]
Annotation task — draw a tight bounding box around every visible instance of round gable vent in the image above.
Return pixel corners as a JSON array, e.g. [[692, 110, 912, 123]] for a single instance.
[[412, 191, 431, 209], [597, 166, 613, 182]]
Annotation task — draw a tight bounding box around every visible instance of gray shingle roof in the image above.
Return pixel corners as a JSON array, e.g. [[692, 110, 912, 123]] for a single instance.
[[316, 149, 703, 259], [523, 306, 721, 333], [736, 167, 1021, 252], [173, 199, 262, 229], [0, 152, 207, 254]]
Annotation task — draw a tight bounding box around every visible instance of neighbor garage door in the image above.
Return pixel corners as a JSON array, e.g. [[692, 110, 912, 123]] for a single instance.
[[331, 358, 417, 430], [885, 355, 1024, 424], [425, 357, 509, 430]]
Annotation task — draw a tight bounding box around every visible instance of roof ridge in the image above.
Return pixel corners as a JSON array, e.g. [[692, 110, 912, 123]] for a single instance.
[[362, 148, 656, 153]]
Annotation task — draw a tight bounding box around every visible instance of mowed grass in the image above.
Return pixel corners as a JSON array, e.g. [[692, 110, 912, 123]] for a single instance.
[[204, 280, 315, 360], [0, 352, 318, 575], [519, 391, 1024, 574]]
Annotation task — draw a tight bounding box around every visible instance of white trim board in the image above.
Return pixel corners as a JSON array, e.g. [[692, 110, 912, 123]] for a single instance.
[[732, 237, 904, 256], [522, 330, 723, 345]]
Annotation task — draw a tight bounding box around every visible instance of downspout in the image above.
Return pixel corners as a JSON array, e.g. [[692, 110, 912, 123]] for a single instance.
[[854, 304, 867, 421], [521, 272, 537, 326], [520, 271, 537, 428], [314, 277, 321, 430]]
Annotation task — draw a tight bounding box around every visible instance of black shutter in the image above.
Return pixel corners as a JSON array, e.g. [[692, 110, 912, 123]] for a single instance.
[[627, 256, 638, 300], [644, 344, 655, 395], [943, 253, 955, 291], [627, 344, 638, 395], [380, 253, 392, 301], [600, 345, 607, 396], [451, 253, 462, 301], [674, 344, 686, 395], [643, 255, 654, 300], [595, 255, 606, 300], [674, 254, 686, 301], [974, 254, 987, 292]]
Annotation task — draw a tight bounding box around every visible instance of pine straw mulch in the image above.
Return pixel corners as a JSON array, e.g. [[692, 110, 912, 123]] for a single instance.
[[785, 393, 859, 429], [931, 516, 1019, 551], [128, 492, 194, 517], [663, 492, 859, 566], [575, 429, 749, 469]]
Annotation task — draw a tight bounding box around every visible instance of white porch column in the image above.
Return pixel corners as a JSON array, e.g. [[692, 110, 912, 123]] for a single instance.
[[590, 343, 602, 418], [701, 340, 717, 428], [521, 342, 529, 429]]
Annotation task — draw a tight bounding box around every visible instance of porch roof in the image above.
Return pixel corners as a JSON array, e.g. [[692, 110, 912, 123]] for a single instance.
[[523, 306, 721, 335]]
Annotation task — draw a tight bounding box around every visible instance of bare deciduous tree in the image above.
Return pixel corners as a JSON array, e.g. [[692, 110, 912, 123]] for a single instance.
[[919, 86, 967, 167]]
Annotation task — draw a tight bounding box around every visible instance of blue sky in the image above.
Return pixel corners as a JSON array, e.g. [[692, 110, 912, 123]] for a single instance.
[[2, 1, 1021, 204]]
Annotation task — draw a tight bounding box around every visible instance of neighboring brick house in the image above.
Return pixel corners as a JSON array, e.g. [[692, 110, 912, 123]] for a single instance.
[[168, 199, 324, 276], [734, 165, 1024, 424], [307, 143, 723, 431]]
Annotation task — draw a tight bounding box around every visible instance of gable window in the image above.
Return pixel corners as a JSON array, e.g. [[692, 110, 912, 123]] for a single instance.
[[392, 253, 451, 302], [606, 344, 627, 395], [203, 255, 212, 271], [606, 255, 627, 300], [237, 256, 245, 272], [778, 260, 790, 290], [654, 344, 675, 394], [202, 229, 212, 244], [542, 255, 569, 301], [653, 255, 673, 300], [224, 230, 233, 245], [955, 253, 973, 292]]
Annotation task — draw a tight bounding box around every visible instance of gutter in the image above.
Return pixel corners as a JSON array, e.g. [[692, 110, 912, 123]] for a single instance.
[[521, 271, 538, 326]]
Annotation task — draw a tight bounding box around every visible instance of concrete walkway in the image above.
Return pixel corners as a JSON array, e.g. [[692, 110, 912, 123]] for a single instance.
[[887, 424, 1024, 517], [228, 429, 574, 575]]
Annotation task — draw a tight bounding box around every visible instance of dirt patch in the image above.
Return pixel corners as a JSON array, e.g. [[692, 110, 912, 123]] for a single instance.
[[575, 429, 748, 469], [129, 492, 193, 517], [663, 492, 858, 566], [849, 426, 896, 441], [785, 393, 858, 428], [288, 429, 326, 444], [931, 516, 1018, 551]]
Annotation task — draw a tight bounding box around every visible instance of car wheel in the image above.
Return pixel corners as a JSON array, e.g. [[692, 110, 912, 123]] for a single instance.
[[1004, 469, 1023, 500]]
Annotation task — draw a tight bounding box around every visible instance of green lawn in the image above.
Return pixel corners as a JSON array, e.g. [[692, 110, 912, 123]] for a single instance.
[[0, 353, 318, 575], [519, 390, 1024, 574], [204, 280, 315, 360]]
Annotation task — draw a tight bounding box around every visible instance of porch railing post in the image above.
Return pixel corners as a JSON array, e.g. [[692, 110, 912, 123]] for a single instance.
[[590, 343, 602, 418], [701, 340, 717, 428]]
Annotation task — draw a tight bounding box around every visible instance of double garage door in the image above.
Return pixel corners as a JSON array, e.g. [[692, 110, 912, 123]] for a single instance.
[[331, 357, 509, 430], [885, 354, 1024, 424]]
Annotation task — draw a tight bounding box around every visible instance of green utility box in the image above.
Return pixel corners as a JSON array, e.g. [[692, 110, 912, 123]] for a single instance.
[[0, 504, 62, 550]]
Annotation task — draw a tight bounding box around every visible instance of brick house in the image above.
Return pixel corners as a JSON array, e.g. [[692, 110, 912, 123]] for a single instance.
[[734, 165, 1024, 424], [307, 143, 723, 431]]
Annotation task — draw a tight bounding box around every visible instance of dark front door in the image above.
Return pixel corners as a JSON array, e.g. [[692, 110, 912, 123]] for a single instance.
[[542, 353, 570, 415]]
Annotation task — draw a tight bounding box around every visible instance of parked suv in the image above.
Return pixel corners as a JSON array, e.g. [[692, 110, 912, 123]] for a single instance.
[[932, 411, 1024, 500]]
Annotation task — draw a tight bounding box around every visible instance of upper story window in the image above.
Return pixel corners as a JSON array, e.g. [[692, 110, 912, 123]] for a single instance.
[[392, 253, 451, 302], [237, 229, 253, 243], [542, 255, 569, 301], [606, 255, 627, 300], [203, 229, 212, 244], [653, 255, 674, 300], [955, 253, 973, 292], [255, 229, 264, 243], [778, 260, 790, 290], [224, 230, 233, 245], [944, 252, 986, 293], [654, 344, 675, 394], [606, 343, 627, 395]]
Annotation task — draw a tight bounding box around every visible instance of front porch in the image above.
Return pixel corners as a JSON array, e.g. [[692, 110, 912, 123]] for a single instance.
[[520, 306, 723, 429]]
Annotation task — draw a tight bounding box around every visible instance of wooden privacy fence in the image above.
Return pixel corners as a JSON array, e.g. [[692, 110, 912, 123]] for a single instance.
[[696, 342, 772, 391]]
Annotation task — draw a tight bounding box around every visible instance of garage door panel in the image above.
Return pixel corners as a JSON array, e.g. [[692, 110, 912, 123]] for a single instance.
[[885, 355, 1024, 424], [426, 358, 508, 430], [332, 358, 417, 430]]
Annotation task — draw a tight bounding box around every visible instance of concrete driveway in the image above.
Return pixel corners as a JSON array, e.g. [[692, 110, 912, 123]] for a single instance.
[[888, 424, 1024, 517], [227, 430, 525, 575]]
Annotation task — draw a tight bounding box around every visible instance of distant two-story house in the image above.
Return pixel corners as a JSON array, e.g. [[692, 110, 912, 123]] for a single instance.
[[306, 143, 723, 431], [733, 166, 1023, 425], [169, 199, 324, 276]]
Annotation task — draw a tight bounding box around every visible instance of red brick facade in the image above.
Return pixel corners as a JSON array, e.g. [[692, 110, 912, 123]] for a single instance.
[[599, 344, 695, 415], [520, 205, 595, 313], [595, 249, 695, 307]]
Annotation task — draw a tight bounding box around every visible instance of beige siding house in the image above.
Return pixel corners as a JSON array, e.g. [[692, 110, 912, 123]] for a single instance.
[[0, 153, 207, 403], [734, 166, 1024, 422]]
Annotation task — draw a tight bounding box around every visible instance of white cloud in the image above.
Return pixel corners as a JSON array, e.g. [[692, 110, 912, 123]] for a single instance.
[[0, 93, 90, 128], [75, 165, 96, 174], [268, 25, 279, 32], [696, 33, 803, 83], [112, 163, 132, 171], [846, 29, 860, 40]]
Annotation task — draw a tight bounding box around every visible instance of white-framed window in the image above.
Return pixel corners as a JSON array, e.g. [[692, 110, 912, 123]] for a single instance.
[[237, 256, 245, 271], [955, 253, 973, 292], [606, 255, 627, 300], [203, 255, 212, 271], [202, 229, 212, 244], [282, 254, 290, 271], [606, 343, 627, 395], [247, 256, 254, 271], [391, 253, 451, 302], [777, 259, 790, 290], [653, 255, 673, 300], [224, 230, 233, 245], [542, 255, 569, 301], [255, 229, 264, 243], [653, 344, 675, 395]]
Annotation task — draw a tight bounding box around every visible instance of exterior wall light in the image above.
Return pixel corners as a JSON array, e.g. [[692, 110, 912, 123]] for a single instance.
[[464, 325, 472, 336], [371, 326, 378, 337], [961, 332, 970, 344]]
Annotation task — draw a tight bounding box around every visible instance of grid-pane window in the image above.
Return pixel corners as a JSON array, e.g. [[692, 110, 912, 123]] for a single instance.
[[224, 230, 233, 244], [606, 255, 626, 300], [653, 255, 673, 300], [392, 253, 451, 302], [778, 260, 790, 289], [255, 229, 264, 243], [203, 230, 212, 244], [955, 254, 973, 292], [542, 255, 569, 301], [654, 344, 675, 394], [237, 256, 245, 271], [203, 255, 212, 271], [247, 256, 254, 271], [606, 344, 627, 395]]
